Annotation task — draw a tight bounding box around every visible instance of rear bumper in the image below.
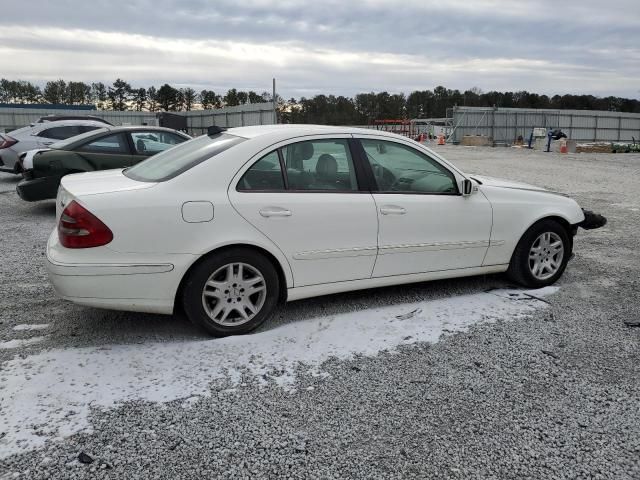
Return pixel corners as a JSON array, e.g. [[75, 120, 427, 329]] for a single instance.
[[45, 231, 194, 315], [0, 150, 21, 173], [17, 174, 61, 201]]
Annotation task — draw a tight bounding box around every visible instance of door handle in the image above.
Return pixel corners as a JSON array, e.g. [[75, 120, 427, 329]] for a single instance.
[[259, 207, 292, 218], [379, 205, 406, 215]]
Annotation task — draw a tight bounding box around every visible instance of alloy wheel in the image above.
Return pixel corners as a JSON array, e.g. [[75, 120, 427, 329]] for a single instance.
[[201, 262, 267, 326], [528, 231, 564, 281]]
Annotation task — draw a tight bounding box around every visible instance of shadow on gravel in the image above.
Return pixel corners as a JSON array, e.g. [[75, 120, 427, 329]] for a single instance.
[[47, 273, 515, 348], [22, 200, 55, 216]]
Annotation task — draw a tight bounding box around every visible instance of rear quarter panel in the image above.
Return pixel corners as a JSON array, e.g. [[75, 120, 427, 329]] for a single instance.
[[33, 151, 83, 176], [75, 182, 294, 289]]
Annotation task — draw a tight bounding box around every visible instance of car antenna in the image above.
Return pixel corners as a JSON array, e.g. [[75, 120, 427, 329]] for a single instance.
[[207, 126, 227, 136]]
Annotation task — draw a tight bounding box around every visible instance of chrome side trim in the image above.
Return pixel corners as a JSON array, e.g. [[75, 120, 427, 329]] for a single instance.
[[293, 246, 378, 260], [378, 240, 490, 255], [46, 258, 175, 276], [287, 264, 510, 301], [489, 240, 505, 246]]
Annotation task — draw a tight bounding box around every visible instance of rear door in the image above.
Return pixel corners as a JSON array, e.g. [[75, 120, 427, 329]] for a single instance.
[[228, 135, 378, 287], [74, 132, 134, 170]]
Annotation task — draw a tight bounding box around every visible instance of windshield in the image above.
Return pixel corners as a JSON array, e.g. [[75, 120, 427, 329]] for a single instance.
[[124, 133, 245, 182], [50, 128, 110, 149]]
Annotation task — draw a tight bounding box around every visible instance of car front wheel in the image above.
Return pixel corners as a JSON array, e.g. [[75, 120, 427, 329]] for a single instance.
[[182, 248, 279, 337], [507, 219, 571, 288]]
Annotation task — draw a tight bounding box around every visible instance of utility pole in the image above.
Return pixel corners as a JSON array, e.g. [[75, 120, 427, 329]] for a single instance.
[[272, 78, 277, 124]]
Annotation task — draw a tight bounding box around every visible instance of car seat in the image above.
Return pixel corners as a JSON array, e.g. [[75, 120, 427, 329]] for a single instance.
[[313, 154, 339, 189]]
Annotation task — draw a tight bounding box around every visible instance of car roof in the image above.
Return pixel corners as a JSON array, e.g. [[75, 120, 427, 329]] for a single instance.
[[30, 119, 109, 128], [105, 126, 189, 135], [227, 124, 404, 142], [7, 119, 108, 135], [50, 125, 190, 151], [36, 115, 113, 125]]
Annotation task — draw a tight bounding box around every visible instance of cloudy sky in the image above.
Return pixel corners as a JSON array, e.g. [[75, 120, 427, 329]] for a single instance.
[[1, 0, 638, 99]]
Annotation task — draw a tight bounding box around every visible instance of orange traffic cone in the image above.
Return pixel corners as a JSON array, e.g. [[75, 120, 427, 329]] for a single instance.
[[560, 139, 568, 154]]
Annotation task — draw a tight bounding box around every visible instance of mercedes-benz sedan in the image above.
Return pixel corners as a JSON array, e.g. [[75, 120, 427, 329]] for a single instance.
[[46, 125, 605, 336]]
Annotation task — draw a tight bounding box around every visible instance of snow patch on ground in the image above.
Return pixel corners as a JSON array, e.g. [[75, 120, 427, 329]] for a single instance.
[[0, 336, 47, 349], [0, 287, 558, 458], [12, 324, 50, 331]]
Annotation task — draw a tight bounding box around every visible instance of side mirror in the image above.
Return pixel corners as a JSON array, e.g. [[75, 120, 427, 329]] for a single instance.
[[462, 179, 474, 196]]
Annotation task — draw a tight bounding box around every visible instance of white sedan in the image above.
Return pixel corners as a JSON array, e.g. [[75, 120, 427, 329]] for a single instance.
[[47, 125, 605, 336]]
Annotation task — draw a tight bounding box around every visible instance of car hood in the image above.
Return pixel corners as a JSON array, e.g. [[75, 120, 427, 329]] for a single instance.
[[470, 175, 549, 193], [60, 168, 156, 197]]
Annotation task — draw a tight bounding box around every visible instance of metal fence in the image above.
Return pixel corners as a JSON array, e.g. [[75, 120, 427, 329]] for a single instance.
[[185, 104, 276, 135], [448, 106, 640, 145], [0, 103, 276, 136]]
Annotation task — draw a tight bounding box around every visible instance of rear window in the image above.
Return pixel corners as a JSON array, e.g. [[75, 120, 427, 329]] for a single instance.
[[124, 133, 245, 182], [50, 128, 110, 149]]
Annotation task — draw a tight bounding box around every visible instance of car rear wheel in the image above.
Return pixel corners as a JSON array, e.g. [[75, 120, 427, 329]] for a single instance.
[[182, 248, 279, 337], [507, 219, 571, 288]]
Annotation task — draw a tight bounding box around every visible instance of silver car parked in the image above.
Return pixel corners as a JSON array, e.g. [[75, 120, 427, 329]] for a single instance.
[[0, 119, 109, 173]]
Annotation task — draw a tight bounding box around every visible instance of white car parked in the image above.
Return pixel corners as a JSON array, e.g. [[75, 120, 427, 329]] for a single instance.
[[0, 118, 109, 173], [47, 125, 605, 336]]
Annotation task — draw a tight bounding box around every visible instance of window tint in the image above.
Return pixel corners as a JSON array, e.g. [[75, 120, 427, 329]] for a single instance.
[[361, 139, 457, 194], [79, 126, 102, 134], [77, 133, 129, 154], [39, 125, 94, 140], [238, 151, 285, 191], [124, 133, 245, 182], [49, 127, 110, 150], [281, 139, 357, 191], [131, 131, 187, 155]]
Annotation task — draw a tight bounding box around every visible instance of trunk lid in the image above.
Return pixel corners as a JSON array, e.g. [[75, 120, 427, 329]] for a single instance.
[[60, 168, 156, 197], [57, 169, 157, 222]]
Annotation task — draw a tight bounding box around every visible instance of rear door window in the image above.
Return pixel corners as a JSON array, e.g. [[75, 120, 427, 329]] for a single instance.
[[77, 133, 129, 154], [281, 139, 358, 191], [238, 151, 285, 191]]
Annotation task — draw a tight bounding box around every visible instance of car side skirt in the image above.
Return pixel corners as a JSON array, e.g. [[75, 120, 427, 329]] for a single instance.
[[286, 264, 509, 302]]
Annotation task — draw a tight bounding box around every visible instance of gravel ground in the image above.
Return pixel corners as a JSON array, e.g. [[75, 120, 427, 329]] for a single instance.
[[0, 146, 639, 479]]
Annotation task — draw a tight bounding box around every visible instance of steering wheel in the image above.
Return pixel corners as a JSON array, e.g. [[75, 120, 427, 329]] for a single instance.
[[372, 163, 397, 190], [389, 177, 413, 191]]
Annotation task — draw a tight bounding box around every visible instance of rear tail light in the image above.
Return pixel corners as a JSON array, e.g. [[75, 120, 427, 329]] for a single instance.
[[0, 136, 18, 149], [58, 201, 113, 248]]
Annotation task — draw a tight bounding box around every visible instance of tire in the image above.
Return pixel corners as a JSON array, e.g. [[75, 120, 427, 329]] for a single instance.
[[507, 219, 571, 288], [182, 248, 280, 337]]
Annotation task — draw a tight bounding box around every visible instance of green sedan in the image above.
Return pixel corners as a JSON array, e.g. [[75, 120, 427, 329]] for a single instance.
[[17, 126, 191, 201]]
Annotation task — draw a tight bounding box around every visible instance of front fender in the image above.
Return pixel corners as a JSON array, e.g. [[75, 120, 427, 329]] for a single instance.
[[481, 186, 584, 266]]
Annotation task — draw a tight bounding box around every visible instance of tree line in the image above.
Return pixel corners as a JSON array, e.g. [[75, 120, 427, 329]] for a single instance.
[[1, 78, 639, 124], [0, 78, 272, 112], [282, 87, 640, 125]]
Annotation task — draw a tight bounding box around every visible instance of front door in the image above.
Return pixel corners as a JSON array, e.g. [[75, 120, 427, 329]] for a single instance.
[[229, 136, 378, 287], [356, 137, 493, 277]]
